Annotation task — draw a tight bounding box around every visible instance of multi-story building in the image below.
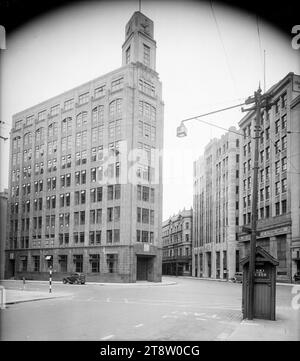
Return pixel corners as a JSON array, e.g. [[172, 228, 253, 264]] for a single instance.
[[238, 72, 300, 283], [0, 189, 8, 280], [5, 11, 164, 283], [193, 128, 241, 280], [162, 208, 193, 276]]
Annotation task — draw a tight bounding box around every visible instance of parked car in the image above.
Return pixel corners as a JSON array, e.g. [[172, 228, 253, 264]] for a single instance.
[[294, 272, 300, 283], [62, 273, 86, 284], [232, 272, 243, 283]]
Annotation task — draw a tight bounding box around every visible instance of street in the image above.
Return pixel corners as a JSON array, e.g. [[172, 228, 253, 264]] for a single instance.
[[0, 277, 299, 341]]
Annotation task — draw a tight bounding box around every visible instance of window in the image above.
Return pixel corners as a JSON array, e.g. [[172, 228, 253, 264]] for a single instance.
[[282, 178, 287, 193], [282, 200, 287, 214], [97, 187, 102, 202], [126, 46, 130, 64], [265, 186, 270, 200], [275, 120, 280, 134], [143, 44, 150, 66], [106, 254, 117, 273], [38, 111, 46, 122], [275, 181, 280, 196], [94, 85, 105, 98], [64, 98, 74, 110], [266, 147, 270, 160], [109, 98, 122, 118], [50, 105, 60, 116], [275, 161, 280, 175], [92, 106, 104, 124], [282, 157, 287, 172], [265, 127, 270, 140], [78, 92, 89, 105], [265, 205, 270, 218], [275, 140, 280, 154], [275, 202, 280, 216], [61, 117, 72, 133], [282, 136, 287, 151], [111, 78, 124, 92], [76, 112, 88, 128], [90, 254, 100, 272]]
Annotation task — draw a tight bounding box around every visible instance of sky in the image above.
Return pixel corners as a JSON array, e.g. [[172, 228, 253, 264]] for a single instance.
[[0, 0, 299, 220]]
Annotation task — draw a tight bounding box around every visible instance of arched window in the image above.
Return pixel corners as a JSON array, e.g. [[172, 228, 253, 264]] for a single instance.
[[109, 99, 122, 118], [76, 112, 88, 127], [61, 117, 72, 132], [13, 136, 21, 149], [48, 122, 58, 137], [35, 128, 44, 143], [139, 101, 156, 124], [92, 106, 104, 124], [24, 132, 32, 146]]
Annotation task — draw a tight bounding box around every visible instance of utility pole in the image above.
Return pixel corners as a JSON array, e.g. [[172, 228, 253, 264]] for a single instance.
[[242, 86, 272, 320]]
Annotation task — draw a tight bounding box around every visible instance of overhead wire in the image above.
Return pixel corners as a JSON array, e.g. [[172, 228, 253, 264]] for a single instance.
[[210, 1, 239, 97]]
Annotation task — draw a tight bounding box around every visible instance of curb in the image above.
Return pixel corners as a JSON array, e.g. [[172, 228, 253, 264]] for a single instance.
[[1, 280, 177, 287]]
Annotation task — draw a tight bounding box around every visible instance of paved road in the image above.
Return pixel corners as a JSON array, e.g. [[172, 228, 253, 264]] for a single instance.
[[0, 277, 298, 340]]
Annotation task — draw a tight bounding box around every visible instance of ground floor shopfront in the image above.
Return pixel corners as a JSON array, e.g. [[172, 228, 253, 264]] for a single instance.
[[4, 243, 162, 283], [192, 242, 238, 280], [238, 223, 295, 283], [162, 256, 192, 276]]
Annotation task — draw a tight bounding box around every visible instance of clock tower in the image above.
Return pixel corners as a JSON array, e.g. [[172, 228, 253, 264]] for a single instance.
[[122, 11, 156, 70]]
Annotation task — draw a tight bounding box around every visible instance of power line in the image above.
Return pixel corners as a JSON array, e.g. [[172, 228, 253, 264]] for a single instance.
[[210, 1, 238, 97]]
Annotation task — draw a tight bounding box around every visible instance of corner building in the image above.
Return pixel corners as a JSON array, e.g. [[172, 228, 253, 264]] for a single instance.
[[238, 73, 300, 283], [193, 128, 241, 280], [5, 11, 164, 282], [162, 208, 193, 276]]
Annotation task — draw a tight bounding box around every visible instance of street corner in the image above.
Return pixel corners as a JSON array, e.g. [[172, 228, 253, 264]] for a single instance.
[[3, 289, 73, 306]]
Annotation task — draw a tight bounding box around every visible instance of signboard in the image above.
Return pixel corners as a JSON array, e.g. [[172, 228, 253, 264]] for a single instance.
[[144, 244, 150, 252], [9, 253, 14, 260]]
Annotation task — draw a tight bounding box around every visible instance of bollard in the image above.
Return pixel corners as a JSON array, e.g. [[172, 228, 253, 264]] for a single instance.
[[49, 266, 52, 293], [23, 277, 25, 290], [0, 286, 6, 309]]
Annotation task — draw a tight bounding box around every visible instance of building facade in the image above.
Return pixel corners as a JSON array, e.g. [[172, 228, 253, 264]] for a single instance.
[[162, 208, 193, 276], [238, 72, 300, 283], [5, 11, 164, 283], [193, 128, 241, 280], [0, 189, 8, 280]]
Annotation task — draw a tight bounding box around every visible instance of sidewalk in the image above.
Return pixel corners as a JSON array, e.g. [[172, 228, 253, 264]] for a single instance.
[[3, 289, 72, 306], [1, 279, 177, 287], [225, 307, 300, 341]]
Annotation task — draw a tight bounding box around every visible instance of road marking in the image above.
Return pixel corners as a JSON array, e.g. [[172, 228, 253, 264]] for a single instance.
[[106, 298, 110, 302], [101, 334, 114, 340], [241, 322, 259, 326], [87, 297, 94, 301], [196, 318, 207, 321], [211, 314, 217, 319], [135, 324, 144, 328], [162, 315, 178, 319], [124, 298, 128, 303]]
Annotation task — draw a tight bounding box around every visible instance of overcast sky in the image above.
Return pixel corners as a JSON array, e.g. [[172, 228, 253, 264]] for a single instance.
[[0, 0, 299, 219]]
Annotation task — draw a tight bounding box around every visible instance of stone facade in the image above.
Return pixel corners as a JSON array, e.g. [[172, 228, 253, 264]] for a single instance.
[[162, 208, 193, 276], [193, 129, 240, 280], [5, 11, 164, 283], [0, 190, 8, 280], [238, 72, 300, 283]]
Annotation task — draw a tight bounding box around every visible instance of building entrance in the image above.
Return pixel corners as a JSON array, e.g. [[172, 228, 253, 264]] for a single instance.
[[136, 256, 153, 281]]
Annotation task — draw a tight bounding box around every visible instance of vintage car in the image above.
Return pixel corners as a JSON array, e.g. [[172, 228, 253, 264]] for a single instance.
[[232, 272, 243, 283], [62, 273, 86, 285]]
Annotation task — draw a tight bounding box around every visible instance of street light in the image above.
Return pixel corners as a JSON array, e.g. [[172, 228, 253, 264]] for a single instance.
[[176, 122, 187, 138]]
